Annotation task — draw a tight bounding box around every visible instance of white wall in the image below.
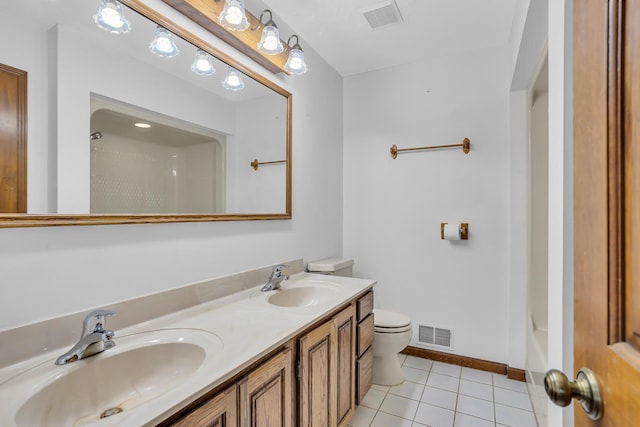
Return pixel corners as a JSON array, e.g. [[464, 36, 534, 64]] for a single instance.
[[343, 47, 512, 363], [508, 0, 549, 376], [234, 95, 287, 213], [507, 89, 528, 371], [510, 1, 574, 425], [0, 0, 344, 331], [548, 0, 573, 426]]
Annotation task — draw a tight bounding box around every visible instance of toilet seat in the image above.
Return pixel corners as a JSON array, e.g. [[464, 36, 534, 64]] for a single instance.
[[374, 309, 412, 333], [375, 325, 412, 333]]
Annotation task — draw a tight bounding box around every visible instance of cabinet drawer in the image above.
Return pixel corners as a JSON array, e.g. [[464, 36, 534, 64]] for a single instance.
[[357, 314, 374, 357], [356, 347, 373, 405], [356, 291, 373, 322]]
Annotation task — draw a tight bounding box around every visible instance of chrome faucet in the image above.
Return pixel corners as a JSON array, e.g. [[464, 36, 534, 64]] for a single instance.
[[260, 264, 290, 292], [55, 309, 116, 365]]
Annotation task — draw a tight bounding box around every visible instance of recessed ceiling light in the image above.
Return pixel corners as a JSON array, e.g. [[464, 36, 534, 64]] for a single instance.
[[135, 122, 151, 128]]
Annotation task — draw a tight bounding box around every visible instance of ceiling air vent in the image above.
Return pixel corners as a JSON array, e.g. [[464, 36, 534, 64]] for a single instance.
[[362, 0, 404, 30]]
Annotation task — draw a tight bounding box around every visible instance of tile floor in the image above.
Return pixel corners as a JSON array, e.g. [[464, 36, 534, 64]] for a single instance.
[[348, 354, 538, 427]]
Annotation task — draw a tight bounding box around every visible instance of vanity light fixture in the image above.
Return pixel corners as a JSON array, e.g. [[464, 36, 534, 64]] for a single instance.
[[284, 35, 308, 75], [93, 0, 131, 34], [149, 26, 180, 58], [164, 0, 309, 74], [134, 122, 151, 128], [191, 49, 216, 75], [222, 67, 245, 91], [218, 0, 249, 31], [252, 10, 284, 55]]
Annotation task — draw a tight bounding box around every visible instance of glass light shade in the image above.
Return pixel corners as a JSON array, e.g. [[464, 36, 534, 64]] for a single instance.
[[93, 0, 131, 34], [284, 48, 308, 75], [219, 0, 249, 31], [191, 49, 215, 75], [149, 26, 180, 58], [257, 26, 283, 55], [222, 68, 245, 91]]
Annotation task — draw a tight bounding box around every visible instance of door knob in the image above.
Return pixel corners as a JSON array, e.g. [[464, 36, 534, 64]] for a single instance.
[[544, 368, 602, 420]]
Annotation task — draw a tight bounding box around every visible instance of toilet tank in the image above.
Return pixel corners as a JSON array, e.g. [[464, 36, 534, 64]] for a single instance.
[[307, 258, 354, 277]]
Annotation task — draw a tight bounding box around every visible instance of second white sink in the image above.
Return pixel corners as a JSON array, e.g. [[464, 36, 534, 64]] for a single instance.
[[267, 282, 339, 308]]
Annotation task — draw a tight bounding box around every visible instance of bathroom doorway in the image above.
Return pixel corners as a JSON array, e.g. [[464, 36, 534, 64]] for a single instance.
[[525, 53, 548, 426]]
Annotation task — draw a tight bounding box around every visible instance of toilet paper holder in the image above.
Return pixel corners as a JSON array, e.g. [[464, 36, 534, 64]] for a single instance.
[[440, 223, 469, 240]]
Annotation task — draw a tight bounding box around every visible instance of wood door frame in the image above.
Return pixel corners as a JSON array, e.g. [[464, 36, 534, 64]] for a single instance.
[[573, 0, 612, 420], [0, 63, 27, 213]]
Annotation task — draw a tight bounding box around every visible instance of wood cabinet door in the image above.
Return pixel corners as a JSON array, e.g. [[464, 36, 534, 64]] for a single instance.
[[238, 347, 293, 427], [356, 347, 373, 406], [573, 0, 640, 424], [298, 318, 337, 427], [169, 385, 237, 427], [0, 63, 26, 213], [334, 305, 356, 427]]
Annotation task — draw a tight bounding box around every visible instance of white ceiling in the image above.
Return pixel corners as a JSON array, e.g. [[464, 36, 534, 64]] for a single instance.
[[255, 0, 527, 76]]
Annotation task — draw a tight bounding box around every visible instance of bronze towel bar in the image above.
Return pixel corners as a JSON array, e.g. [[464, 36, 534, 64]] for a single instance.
[[390, 138, 470, 159], [250, 158, 287, 171]]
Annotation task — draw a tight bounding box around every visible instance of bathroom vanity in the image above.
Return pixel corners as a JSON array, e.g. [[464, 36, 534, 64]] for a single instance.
[[162, 290, 374, 427], [0, 263, 375, 427]]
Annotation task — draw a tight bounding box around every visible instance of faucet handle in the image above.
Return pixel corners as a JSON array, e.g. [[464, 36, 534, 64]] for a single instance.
[[103, 329, 116, 349], [82, 309, 115, 335], [272, 264, 290, 275]]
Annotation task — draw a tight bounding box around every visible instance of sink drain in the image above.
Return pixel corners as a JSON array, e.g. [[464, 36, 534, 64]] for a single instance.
[[100, 407, 123, 418]]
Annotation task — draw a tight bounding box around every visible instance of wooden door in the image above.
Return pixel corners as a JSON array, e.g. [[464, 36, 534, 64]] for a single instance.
[[169, 385, 237, 427], [574, 0, 640, 424], [238, 346, 293, 427], [298, 318, 337, 427], [334, 305, 356, 427], [0, 63, 27, 213]]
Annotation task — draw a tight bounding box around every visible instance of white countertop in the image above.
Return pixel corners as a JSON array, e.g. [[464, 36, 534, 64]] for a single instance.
[[0, 272, 375, 427]]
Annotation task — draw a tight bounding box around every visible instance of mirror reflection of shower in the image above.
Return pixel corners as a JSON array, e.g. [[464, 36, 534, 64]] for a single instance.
[[89, 95, 226, 214]]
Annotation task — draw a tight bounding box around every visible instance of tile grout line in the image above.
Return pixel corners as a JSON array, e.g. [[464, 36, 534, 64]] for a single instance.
[[451, 364, 462, 427]]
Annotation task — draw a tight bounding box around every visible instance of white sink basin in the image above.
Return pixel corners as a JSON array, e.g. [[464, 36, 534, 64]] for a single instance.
[[267, 282, 339, 308], [5, 329, 223, 427]]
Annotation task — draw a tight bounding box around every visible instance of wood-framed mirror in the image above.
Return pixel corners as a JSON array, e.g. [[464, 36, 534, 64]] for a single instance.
[[0, 0, 292, 227]]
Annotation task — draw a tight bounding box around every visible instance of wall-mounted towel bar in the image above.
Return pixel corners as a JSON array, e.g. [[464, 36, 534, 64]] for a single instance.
[[390, 138, 470, 159], [250, 159, 286, 171]]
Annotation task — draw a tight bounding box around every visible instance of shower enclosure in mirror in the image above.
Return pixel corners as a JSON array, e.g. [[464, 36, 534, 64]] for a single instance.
[[0, 0, 292, 227]]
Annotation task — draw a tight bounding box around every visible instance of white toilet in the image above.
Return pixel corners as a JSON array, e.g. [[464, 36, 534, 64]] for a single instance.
[[306, 257, 355, 277], [372, 309, 412, 386], [307, 257, 413, 386]]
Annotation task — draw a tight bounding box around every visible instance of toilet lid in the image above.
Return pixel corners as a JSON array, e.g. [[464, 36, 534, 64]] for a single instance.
[[374, 309, 411, 329]]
